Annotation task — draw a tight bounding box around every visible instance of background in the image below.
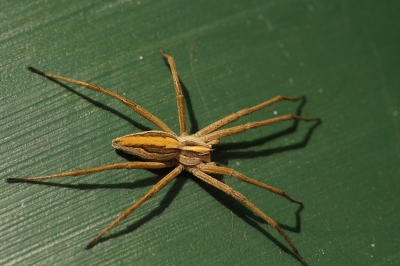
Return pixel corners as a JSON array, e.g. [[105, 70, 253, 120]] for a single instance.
[[1, 1, 399, 265]]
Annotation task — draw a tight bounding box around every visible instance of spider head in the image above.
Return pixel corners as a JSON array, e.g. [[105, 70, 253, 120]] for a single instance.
[[177, 135, 213, 166]]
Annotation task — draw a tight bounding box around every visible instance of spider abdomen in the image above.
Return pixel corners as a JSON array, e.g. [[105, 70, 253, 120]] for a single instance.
[[112, 131, 179, 161]]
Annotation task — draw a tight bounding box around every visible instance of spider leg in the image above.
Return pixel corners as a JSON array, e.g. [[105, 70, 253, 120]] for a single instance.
[[27, 67, 173, 134], [202, 114, 319, 142], [198, 164, 302, 204], [6, 161, 175, 182], [194, 96, 304, 137], [86, 164, 184, 248], [188, 167, 308, 266], [159, 48, 187, 136]]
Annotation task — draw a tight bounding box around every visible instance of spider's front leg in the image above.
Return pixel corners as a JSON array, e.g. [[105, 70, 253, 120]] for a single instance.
[[202, 114, 319, 142], [194, 95, 307, 137], [189, 167, 309, 266], [197, 163, 302, 204]]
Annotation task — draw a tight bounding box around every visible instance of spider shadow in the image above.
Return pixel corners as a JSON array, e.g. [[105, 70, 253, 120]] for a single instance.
[[213, 97, 321, 162], [37, 73, 152, 132], [11, 166, 188, 246], [193, 176, 305, 260]]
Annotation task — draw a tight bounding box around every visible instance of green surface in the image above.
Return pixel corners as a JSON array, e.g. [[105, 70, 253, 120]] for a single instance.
[[1, 1, 399, 265]]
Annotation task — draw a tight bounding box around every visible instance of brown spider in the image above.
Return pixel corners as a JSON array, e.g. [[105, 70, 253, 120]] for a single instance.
[[7, 48, 319, 265]]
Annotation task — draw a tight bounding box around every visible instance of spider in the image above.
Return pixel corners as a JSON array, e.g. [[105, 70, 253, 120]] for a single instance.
[[7, 48, 319, 265]]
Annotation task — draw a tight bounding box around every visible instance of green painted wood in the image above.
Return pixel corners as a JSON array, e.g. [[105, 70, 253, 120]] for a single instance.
[[1, 1, 399, 265]]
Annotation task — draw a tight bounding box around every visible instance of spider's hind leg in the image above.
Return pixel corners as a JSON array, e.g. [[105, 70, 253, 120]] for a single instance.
[[159, 48, 187, 136], [27, 66, 173, 133], [6, 161, 175, 182], [86, 164, 184, 248]]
